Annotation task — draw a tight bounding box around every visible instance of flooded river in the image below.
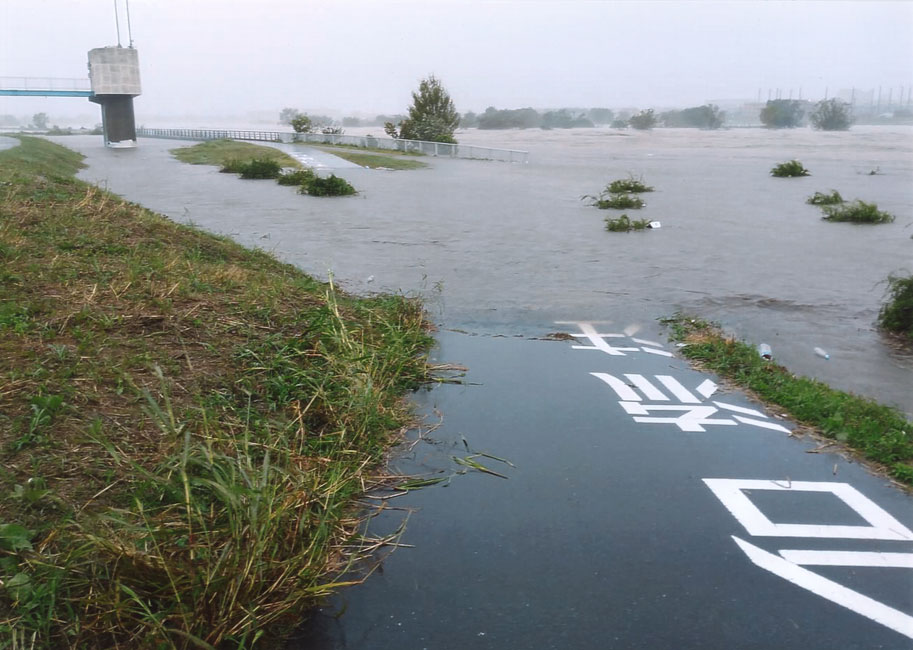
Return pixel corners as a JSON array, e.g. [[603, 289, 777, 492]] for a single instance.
[[54, 126, 913, 415]]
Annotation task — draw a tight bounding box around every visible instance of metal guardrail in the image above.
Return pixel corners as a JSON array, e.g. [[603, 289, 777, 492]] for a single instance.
[[136, 127, 529, 163]]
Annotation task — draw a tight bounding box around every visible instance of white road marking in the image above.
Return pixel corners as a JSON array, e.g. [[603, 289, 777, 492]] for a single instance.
[[621, 403, 737, 432], [733, 536, 913, 640], [714, 401, 766, 418], [625, 374, 667, 401], [732, 415, 790, 433], [656, 375, 700, 403], [703, 479, 913, 540], [778, 550, 913, 569], [696, 379, 718, 399], [591, 373, 640, 401]]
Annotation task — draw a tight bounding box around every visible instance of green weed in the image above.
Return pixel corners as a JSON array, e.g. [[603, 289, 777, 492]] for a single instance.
[[770, 160, 810, 177], [879, 273, 913, 340], [821, 200, 895, 224], [806, 190, 844, 205], [664, 315, 913, 482], [301, 174, 357, 197], [606, 176, 654, 194], [604, 214, 651, 232]]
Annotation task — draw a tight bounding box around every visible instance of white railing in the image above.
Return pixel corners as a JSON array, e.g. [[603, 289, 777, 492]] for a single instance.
[[0, 76, 91, 91], [136, 127, 529, 163]]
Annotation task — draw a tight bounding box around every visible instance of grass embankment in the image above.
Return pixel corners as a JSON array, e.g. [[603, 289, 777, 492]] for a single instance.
[[0, 136, 432, 647], [316, 150, 427, 170], [170, 138, 301, 168], [664, 316, 913, 485]]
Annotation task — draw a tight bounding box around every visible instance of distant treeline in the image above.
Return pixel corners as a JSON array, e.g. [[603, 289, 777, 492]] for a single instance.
[[451, 105, 727, 130]]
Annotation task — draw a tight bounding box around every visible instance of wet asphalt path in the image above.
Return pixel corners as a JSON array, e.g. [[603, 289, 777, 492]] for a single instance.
[[286, 325, 912, 650]]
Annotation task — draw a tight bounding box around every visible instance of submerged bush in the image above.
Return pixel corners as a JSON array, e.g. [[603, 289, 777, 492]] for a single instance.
[[821, 200, 894, 224], [807, 190, 844, 206], [239, 158, 282, 179], [300, 174, 356, 197], [277, 168, 316, 186], [771, 160, 810, 177], [605, 214, 651, 232], [593, 193, 645, 210], [607, 176, 654, 194], [879, 273, 913, 340], [219, 159, 246, 174]]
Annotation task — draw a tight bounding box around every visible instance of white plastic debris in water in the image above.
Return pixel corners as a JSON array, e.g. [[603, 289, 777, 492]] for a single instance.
[[647, 221, 662, 229], [814, 347, 830, 360], [758, 343, 772, 360]]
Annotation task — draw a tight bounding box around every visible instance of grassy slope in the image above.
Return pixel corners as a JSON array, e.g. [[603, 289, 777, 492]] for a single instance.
[[665, 316, 913, 485], [0, 136, 431, 647], [170, 138, 301, 168], [311, 149, 427, 170]]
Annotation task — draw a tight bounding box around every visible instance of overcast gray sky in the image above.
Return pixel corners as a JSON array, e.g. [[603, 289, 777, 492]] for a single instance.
[[2, 0, 912, 120]]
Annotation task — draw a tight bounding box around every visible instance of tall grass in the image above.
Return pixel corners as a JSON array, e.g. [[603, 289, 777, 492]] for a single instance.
[[879, 273, 913, 340], [0, 136, 431, 647]]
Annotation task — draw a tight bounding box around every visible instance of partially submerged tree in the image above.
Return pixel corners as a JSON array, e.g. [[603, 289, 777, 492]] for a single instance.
[[32, 112, 49, 129], [760, 100, 804, 128], [810, 98, 853, 131], [290, 114, 314, 134], [661, 104, 725, 129], [629, 109, 657, 130], [397, 75, 460, 143]]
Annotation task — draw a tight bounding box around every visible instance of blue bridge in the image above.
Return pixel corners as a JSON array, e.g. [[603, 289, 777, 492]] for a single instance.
[[0, 77, 93, 98]]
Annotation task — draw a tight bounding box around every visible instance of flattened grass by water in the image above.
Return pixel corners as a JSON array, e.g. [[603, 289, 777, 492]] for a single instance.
[[664, 315, 913, 484], [821, 200, 895, 224], [171, 138, 300, 169], [771, 159, 810, 177], [0, 136, 431, 647]]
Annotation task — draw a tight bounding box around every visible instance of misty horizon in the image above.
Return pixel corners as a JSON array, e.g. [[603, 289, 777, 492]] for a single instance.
[[2, 1, 911, 123]]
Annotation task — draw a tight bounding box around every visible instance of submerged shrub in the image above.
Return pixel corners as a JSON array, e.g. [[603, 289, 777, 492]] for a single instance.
[[879, 273, 913, 340], [300, 174, 356, 197], [607, 176, 654, 194], [605, 214, 651, 232], [593, 193, 645, 210], [821, 200, 894, 224], [807, 190, 844, 206], [239, 158, 282, 179], [771, 160, 810, 177], [219, 159, 246, 174], [277, 168, 316, 186]]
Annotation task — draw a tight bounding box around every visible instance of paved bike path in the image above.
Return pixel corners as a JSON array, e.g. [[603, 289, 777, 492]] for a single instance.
[[289, 324, 912, 650]]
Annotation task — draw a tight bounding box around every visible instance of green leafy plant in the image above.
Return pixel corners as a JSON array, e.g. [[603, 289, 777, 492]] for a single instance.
[[607, 176, 654, 194], [806, 190, 844, 205], [821, 200, 894, 223], [760, 99, 804, 128], [219, 159, 246, 174], [591, 193, 645, 210], [300, 174, 356, 197], [770, 160, 810, 177], [277, 168, 316, 186], [238, 158, 282, 179], [878, 273, 913, 340], [604, 214, 651, 232]]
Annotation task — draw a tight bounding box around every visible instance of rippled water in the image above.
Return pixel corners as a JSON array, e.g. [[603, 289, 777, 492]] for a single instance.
[[52, 126, 913, 414]]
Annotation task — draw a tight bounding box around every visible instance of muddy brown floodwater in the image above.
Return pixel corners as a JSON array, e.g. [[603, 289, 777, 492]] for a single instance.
[[52, 126, 913, 415]]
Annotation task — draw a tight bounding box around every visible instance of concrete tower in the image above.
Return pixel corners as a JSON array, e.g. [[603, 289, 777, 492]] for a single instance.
[[87, 47, 141, 148]]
